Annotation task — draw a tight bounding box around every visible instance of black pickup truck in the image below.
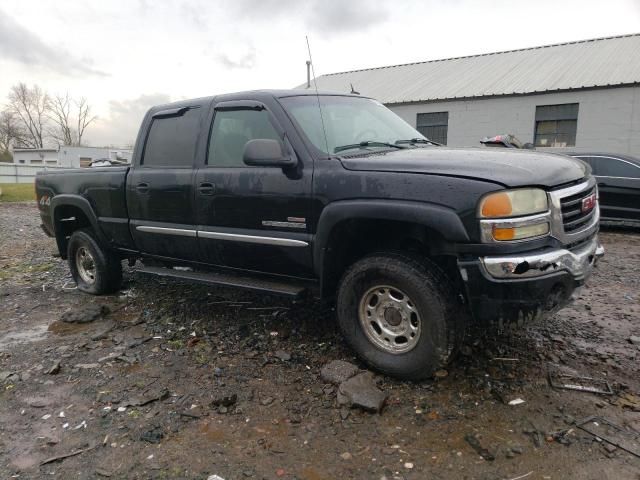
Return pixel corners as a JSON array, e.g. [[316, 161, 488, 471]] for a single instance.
[[36, 90, 604, 379]]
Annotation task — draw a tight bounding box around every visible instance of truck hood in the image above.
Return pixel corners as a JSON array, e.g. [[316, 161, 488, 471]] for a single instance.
[[338, 147, 588, 188]]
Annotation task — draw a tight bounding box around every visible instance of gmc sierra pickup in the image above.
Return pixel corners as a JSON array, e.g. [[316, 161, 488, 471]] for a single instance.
[[36, 90, 604, 379]]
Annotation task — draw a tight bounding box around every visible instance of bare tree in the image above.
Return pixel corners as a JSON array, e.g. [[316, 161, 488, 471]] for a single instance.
[[6, 84, 98, 148], [7, 83, 50, 148], [75, 97, 96, 146], [0, 110, 26, 155], [48, 94, 97, 146], [47, 93, 74, 146]]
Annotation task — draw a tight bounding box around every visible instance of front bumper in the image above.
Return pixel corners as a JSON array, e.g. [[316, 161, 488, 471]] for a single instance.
[[481, 236, 604, 280], [458, 236, 604, 325]]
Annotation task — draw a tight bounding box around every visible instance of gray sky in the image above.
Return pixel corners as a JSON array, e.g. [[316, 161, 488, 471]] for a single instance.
[[1, 0, 639, 146]]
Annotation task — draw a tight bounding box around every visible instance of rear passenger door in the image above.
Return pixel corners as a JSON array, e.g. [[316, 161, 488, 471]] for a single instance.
[[193, 100, 314, 277], [127, 106, 203, 260]]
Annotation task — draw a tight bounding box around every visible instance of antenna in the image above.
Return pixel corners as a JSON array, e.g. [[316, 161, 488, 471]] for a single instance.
[[305, 36, 330, 156], [350, 83, 360, 95]]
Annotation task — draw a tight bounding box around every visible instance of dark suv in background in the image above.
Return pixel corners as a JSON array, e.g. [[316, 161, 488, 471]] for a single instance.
[[566, 152, 640, 226]]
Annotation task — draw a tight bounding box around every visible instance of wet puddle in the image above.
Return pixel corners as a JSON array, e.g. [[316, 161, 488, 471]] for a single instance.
[[0, 323, 48, 350]]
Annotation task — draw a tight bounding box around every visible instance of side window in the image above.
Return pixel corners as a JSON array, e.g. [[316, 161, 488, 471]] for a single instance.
[[599, 158, 640, 178], [576, 156, 601, 175], [208, 109, 281, 167], [142, 108, 200, 167]]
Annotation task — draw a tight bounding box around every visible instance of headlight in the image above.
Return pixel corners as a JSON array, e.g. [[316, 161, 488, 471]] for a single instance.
[[479, 188, 550, 242], [479, 188, 548, 218]]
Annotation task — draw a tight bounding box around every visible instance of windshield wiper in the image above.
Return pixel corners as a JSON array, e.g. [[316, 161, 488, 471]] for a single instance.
[[334, 141, 406, 154], [395, 138, 441, 146]]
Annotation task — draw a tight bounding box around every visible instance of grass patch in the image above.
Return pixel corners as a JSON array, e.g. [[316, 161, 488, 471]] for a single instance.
[[0, 261, 56, 281], [167, 339, 184, 350], [0, 183, 36, 202]]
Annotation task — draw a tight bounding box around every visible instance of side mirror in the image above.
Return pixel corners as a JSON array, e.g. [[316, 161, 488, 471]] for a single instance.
[[243, 139, 297, 168]]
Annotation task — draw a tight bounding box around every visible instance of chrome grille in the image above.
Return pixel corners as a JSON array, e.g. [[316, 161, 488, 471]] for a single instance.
[[548, 178, 599, 245], [560, 186, 596, 233]]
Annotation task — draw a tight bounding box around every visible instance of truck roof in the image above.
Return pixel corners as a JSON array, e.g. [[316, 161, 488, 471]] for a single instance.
[[147, 89, 366, 113]]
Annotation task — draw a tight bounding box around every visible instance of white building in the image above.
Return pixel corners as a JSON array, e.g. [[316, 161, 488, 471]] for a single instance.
[[13, 146, 132, 168], [305, 34, 640, 158], [11, 148, 59, 167]]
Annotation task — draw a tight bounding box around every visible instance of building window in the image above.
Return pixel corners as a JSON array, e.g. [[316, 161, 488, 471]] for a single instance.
[[417, 112, 448, 145], [534, 103, 578, 147]]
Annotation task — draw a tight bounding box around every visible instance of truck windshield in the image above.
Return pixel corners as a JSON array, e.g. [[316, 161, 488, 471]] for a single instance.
[[280, 95, 429, 155]]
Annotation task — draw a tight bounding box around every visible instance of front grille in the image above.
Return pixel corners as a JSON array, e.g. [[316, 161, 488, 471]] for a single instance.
[[560, 186, 596, 233]]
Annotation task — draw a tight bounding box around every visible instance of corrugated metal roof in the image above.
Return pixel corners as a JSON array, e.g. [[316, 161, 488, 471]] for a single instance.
[[300, 34, 640, 104]]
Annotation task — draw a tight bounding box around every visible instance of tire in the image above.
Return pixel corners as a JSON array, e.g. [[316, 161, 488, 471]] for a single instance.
[[336, 252, 464, 380], [67, 228, 122, 295]]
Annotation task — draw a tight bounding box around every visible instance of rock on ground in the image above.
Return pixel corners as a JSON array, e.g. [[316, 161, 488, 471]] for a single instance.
[[320, 360, 360, 384], [337, 371, 388, 413]]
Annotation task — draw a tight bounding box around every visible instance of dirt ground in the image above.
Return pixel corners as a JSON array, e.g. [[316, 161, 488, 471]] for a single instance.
[[1, 201, 639, 480]]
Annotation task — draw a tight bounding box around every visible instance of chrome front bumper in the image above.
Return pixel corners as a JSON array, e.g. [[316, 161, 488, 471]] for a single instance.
[[481, 236, 604, 280]]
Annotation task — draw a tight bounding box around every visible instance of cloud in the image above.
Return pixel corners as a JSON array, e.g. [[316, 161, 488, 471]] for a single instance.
[[179, 0, 209, 30], [223, 0, 389, 34], [216, 47, 257, 69], [88, 93, 171, 147], [0, 8, 107, 77], [307, 0, 388, 34]]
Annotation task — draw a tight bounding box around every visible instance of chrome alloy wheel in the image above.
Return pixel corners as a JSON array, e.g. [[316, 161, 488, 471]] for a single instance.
[[358, 285, 421, 354], [75, 246, 97, 284]]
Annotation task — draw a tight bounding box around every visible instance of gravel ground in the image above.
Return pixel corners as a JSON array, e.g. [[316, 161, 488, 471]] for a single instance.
[[1, 201, 639, 480]]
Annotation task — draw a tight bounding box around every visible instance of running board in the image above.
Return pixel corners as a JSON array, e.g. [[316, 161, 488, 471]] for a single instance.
[[136, 266, 306, 298]]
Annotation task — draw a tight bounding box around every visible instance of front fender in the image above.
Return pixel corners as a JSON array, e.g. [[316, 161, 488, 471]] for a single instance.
[[313, 199, 470, 277]]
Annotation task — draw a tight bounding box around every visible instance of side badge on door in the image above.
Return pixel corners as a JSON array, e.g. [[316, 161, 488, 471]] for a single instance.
[[262, 217, 307, 229]]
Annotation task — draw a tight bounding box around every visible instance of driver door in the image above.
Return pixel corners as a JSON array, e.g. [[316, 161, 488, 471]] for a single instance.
[[194, 100, 314, 277]]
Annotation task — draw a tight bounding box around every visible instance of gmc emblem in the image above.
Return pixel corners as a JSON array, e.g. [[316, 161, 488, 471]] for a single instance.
[[581, 193, 596, 213]]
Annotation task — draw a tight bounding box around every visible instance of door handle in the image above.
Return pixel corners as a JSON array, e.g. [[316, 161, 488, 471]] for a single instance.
[[136, 182, 149, 193], [198, 182, 215, 195]]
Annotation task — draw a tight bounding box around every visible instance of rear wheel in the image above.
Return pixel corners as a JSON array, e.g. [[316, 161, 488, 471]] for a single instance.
[[68, 229, 122, 295], [336, 252, 464, 380]]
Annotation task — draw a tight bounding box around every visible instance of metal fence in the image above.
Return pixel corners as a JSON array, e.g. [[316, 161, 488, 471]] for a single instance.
[[0, 164, 68, 183]]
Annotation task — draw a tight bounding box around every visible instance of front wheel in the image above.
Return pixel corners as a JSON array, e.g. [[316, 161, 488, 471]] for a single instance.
[[67, 229, 122, 295], [336, 253, 463, 380]]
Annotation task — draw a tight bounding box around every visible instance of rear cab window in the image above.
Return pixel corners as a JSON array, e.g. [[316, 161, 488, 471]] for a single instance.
[[142, 108, 201, 167]]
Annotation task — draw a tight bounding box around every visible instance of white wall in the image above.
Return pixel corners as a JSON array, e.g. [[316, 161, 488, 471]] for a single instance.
[[13, 146, 133, 168], [0, 164, 67, 183], [389, 86, 640, 158]]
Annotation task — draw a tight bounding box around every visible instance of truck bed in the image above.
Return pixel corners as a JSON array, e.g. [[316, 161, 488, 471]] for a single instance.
[[36, 166, 131, 247]]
